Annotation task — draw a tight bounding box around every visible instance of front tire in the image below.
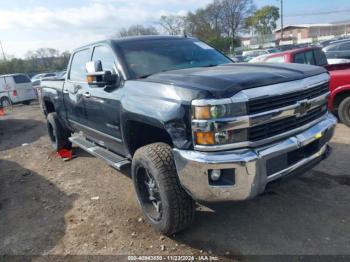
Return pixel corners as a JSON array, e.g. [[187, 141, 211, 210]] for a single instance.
[[46, 112, 71, 151], [338, 96, 350, 127], [132, 143, 195, 235]]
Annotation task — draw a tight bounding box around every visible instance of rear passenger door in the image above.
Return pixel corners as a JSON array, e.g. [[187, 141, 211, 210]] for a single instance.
[[64, 48, 91, 128], [83, 44, 124, 155]]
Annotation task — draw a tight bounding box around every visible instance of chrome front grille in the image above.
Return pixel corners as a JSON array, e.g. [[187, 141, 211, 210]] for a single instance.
[[248, 82, 329, 114], [249, 105, 328, 141]]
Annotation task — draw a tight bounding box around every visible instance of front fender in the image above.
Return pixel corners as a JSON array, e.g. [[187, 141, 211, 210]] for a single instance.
[[120, 94, 192, 150], [329, 84, 350, 111]]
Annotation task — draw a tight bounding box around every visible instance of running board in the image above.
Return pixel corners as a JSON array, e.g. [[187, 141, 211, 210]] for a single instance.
[[69, 135, 130, 171]]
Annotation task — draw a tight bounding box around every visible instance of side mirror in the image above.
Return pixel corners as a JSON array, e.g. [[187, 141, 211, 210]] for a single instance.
[[85, 60, 118, 87]]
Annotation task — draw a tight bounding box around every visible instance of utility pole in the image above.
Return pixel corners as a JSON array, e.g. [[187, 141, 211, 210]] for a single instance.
[[0, 40, 6, 61], [280, 0, 284, 41]]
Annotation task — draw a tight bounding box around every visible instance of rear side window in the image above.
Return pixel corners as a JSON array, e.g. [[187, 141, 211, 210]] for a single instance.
[[69, 49, 90, 82], [13, 75, 31, 84], [265, 56, 285, 63], [304, 51, 315, 65], [92, 45, 116, 73], [339, 42, 350, 51], [314, 49, 328, 66], [294, 51, 315, 65], [294, 53, 306, 64]]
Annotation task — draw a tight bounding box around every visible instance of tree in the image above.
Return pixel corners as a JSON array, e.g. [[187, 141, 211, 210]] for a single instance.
[[158, 15, 185, 35], [220, 0, 255, 47], [0, 48, 70, 75], [246, 5, 280, 42], [117, 24, 159, 37], [181, 0, 254, 52]]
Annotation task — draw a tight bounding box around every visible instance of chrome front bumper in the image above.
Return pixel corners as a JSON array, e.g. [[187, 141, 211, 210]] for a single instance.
[[173, 114, 337, 202]]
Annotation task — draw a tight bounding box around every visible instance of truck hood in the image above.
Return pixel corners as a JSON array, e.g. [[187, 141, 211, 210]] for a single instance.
[[143, 63, 327, 99]]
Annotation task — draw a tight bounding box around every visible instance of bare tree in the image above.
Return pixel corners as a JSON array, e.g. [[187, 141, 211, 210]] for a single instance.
[[117, 25, 159, 37], [158, 15, 186, 35], [220, 0, 255, 45]]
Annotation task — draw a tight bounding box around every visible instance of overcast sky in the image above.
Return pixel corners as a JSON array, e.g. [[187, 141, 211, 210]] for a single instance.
[[1, 0, 350, 57]]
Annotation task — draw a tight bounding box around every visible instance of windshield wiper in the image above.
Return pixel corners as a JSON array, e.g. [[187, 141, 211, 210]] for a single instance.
[[200, 64, 219, 68], [138, 74, 153, 79]]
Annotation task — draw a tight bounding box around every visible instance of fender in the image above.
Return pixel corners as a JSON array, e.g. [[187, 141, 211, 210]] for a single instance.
[[119, 81, 205, 155], [329, 84, 350, 111]]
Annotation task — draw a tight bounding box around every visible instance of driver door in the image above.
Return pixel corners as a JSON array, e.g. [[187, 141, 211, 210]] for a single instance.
[[82, 45, 124, 155]]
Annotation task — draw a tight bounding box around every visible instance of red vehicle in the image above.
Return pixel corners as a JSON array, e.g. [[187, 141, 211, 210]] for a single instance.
[[260, 47, 350, 127]]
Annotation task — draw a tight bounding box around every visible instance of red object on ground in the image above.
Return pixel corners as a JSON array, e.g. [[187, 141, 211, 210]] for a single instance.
[[0, 108, 5, 116], [56, 149, 73, 160]]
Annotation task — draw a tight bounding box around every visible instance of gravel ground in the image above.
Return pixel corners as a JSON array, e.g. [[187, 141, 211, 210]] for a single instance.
[[0, 103, 349, 259]]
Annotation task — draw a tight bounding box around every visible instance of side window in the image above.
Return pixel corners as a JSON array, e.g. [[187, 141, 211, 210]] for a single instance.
[[294, 53, 306, 64], [92, 45, 116, 73], [304, 51, 316, 65], [339, 42, 350, 51], [326, 44, 339, 52], [265, 56, 285, 63], [314, 49, 328, 66], [69, 49, 90, 82], [13, 75, 31, 84]]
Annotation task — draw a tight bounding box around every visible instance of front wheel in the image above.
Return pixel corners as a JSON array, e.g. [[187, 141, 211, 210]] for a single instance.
[[132, 143, 195, 235], [338, 96, 350, 127]]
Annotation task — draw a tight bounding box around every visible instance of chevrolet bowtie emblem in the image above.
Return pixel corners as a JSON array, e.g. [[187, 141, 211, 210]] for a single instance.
[[295, 99, 312, 117]]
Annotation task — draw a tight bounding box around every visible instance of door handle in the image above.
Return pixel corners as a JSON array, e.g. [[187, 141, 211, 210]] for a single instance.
[[83, 92, 91, 98]]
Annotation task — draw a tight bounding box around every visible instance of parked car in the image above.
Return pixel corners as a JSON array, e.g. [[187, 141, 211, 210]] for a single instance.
[[323, 39, 350, 59], [31, 73, 57, 87], [0, 74, 37, 107], [254, 46, 350, 126], [40, 36, 336, 234], [228, 55, 250, 63], [242, 48, 279, 58]]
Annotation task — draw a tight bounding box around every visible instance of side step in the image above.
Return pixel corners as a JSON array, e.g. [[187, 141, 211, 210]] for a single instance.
[[69, 135, 131, 171]]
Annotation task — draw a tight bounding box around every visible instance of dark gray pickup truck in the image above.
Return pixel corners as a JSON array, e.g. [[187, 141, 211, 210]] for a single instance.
[[40, 36, 337, 235]]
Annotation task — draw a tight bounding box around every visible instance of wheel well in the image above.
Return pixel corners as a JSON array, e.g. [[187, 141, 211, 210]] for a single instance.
[[126, 121, 173, 156], [44, 100, 55, 115], [334, 90, 350, 111]]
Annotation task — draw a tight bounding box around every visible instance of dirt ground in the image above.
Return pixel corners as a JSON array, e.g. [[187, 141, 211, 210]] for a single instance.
[[1, 103, 350, 258]]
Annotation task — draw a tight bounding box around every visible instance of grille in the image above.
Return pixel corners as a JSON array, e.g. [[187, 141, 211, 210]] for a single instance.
[[249, 106, 327, 142], [248, 82, 329, 114]]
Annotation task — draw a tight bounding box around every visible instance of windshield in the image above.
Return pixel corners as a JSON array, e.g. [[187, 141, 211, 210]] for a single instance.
[[117, 38, 232, 79]]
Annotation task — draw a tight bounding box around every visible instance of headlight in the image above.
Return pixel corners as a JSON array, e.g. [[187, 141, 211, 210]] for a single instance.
[[193, 102, 247, 120], [194, 129, 248, 145]]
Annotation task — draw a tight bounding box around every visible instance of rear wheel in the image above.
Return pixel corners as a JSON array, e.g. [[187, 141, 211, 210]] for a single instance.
[[1, 97, 11, 107], [46, 112, 71, 151], [338, 96, 350, 127], [0, 97, 12, 114], [132, 143, 195, 235]]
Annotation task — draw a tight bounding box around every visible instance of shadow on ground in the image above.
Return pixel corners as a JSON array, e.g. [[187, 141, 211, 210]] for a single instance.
[[0, 119, 46, 151], [173, 142, 350, 256], [0, 160, 77, 255]]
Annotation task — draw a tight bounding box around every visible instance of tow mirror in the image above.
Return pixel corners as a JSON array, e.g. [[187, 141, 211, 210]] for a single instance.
[[85, 60, 118, 87]]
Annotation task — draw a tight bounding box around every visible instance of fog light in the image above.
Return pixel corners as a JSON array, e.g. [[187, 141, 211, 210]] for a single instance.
[[210, 169, 222, 181]]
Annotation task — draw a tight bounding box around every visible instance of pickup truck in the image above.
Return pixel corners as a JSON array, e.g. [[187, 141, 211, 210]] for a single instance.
[[40, 36, 336, 235], [256, 46, 350, 127]]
